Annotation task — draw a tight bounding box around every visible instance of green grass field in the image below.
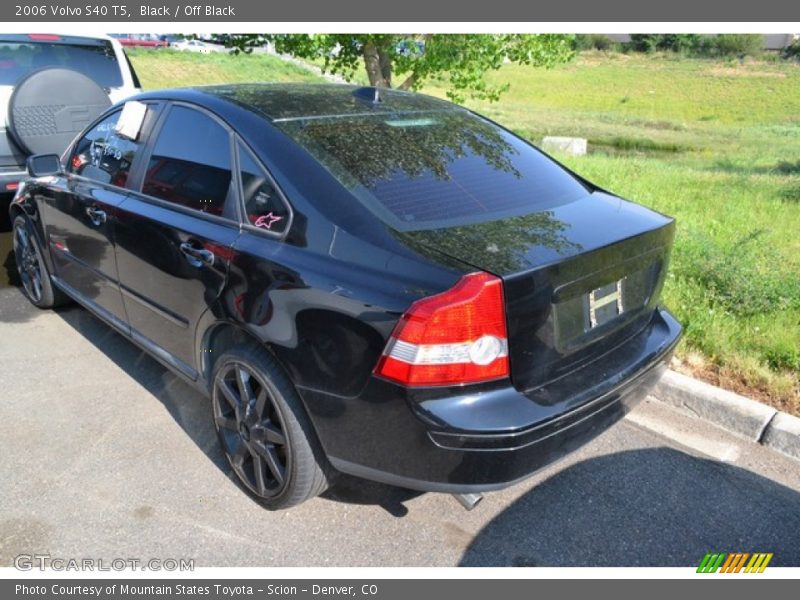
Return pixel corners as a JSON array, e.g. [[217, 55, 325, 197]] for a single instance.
[[126, 48, 321, 88], [128, 49, 800, 413]]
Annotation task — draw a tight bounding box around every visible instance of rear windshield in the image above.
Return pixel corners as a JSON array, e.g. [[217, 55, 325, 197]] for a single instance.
[[278, 110, 590, 231], [0, 40, 122, 88]]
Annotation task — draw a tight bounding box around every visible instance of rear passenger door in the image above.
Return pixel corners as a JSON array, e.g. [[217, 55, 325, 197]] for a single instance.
[[113, 103, 241, 379]]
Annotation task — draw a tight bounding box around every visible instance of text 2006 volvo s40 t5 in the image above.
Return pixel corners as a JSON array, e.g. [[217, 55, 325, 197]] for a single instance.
[[11, 84, 682, 510]]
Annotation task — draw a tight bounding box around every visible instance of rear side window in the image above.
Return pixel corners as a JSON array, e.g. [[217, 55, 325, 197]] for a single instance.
[[68, 110, 142, 188], [0, 39, 122, 87], [278, 111, 590, 231], [238, 142, 289, 234], [142, 106, 235, 218]]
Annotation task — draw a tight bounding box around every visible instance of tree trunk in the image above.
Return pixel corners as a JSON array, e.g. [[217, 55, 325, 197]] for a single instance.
[[378, 46, 392, 87], [397, 73, 417, 91], [363, 39, 392, 88]]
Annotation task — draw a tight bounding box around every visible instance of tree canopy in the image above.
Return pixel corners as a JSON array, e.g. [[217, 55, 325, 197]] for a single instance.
[[227, 34, 574, 103]]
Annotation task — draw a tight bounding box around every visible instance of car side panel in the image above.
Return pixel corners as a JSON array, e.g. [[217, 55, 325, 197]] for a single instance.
[[39, 177, 130, 327], [212, 228, 462, 400], [113, 196, 239, 378]]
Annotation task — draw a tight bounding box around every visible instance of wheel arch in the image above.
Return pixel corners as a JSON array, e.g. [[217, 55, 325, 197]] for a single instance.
[[197, 320, 292, 391], [9, 192, 55, 274]]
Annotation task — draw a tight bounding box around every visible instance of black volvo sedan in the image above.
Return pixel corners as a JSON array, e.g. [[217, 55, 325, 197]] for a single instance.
[[11, 83, 682, 510]]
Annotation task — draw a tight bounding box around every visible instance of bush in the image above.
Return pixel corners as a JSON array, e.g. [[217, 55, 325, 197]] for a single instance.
[[626, 34, 765, 58], [628, 34, 659, 53], [627, 34, 701, 54], [659, 34, 703, 53], [783, 37, 800, 60], [575, 34, 618, 52], [712, 34, 763, 57]]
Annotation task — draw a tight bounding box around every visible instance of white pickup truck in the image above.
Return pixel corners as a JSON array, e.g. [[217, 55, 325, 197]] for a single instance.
[[1, 33, 141, 195]]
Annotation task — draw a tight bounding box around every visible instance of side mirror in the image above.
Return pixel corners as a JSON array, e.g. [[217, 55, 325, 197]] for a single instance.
[[26, 154, 62, 178]]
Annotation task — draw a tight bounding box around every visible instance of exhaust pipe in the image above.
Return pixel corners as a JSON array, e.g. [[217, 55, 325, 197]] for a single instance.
[[452, 493, 483, 511]]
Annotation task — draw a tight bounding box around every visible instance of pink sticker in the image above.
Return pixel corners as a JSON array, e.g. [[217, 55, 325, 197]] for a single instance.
[[254, 212, 283, 230]]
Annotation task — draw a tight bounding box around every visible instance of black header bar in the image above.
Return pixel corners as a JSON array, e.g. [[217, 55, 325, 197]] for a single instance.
[[1, 0, 798, 23]]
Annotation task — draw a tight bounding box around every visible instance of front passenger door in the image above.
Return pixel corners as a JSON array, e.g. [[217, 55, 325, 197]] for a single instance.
[[113, 104, 241, 379], [42, 109, 150, 330]]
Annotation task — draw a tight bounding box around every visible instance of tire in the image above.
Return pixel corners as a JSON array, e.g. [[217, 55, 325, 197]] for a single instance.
[[12, 215, 69, 309], [211, 344, 331, 510]]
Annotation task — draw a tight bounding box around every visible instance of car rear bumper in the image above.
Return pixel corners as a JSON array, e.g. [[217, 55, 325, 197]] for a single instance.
[[301, 307, 682, 494]]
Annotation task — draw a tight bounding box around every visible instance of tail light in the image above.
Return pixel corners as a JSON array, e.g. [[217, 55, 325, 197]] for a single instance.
[[375, 272, 510, 387]]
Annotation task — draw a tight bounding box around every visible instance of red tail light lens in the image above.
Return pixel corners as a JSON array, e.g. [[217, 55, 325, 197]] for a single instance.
[[375, 272, 510, 387], [28, 34, 62, 41]]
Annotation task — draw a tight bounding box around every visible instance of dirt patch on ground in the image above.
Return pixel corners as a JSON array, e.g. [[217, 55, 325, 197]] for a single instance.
[[670, 355, 800, 417], [577, 52, 635, 66], [707, 67, 787, 79]]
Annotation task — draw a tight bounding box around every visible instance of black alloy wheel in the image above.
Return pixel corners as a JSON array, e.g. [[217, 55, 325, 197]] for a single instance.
[[211, 346, 330, 510], [213, 360, 291, 498], [13, 219, 44, 304], [12, 216, 68, 309]]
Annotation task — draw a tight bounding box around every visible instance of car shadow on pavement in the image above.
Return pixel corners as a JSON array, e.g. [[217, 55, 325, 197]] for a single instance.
[[1, 207, 23, 298], [0, 280, 43, 325], [54, 304, 230, 469], [2, 248, 19, 288], [55, 304, 424, 515], [320, 474, 422, 517], [459, 447, 800, 566]]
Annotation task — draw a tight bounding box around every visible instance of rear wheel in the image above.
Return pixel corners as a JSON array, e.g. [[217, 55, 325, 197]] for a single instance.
[[211, 345, 330, 510], [12, 215, 68, 309]]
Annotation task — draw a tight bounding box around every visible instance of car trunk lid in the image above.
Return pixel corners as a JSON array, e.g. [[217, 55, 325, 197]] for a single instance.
[[399, 191, 675, 393]]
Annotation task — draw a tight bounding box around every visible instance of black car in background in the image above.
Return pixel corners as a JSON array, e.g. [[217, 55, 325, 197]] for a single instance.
[[10, 84, 682, 510]]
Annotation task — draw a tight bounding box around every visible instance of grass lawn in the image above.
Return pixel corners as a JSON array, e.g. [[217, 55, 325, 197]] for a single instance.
[[126, 48, 321, 88], [129, 49, 800, 414]]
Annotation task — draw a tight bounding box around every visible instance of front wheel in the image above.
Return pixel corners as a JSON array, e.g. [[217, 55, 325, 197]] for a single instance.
[[12, 215, 68, 309], [211, 345, 331, 510]]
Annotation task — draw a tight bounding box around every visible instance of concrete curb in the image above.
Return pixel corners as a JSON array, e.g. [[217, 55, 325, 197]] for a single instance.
[[761, 412, 800, 461], [651, 369, 800, 461]]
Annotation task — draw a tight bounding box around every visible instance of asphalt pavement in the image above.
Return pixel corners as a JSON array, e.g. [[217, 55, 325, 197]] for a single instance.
[[1, 244, 799, 567]]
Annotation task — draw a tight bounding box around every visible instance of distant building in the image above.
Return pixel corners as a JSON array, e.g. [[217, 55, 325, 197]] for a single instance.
[[762, 34, 798, 50], [605, 33, 798, 50]]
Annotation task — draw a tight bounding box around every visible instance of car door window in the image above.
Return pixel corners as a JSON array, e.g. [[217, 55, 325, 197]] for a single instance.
[[68, 110, 142, 188], [238, 142, 290, 234], [142, 105, 236, 219]]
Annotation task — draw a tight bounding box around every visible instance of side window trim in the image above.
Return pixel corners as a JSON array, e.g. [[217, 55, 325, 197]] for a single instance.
[[132, 101, 241, 225], [234, 135, 294, 240]]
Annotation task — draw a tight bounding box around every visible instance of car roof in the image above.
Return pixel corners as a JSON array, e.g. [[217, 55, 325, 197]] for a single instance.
[[133, 83, 459, 123]]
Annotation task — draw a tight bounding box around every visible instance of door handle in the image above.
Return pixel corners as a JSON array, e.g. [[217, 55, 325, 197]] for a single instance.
[[179, 242, 215, 267], [85, 206, 107, 226]]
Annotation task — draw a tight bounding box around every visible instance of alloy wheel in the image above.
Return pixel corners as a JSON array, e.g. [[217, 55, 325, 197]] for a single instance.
[[13, 223, 43, 303], [213, 362, 290, 498]]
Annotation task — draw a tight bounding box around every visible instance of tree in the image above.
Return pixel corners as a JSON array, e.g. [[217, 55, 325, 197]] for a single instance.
[[226, 34, 574, 103]]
